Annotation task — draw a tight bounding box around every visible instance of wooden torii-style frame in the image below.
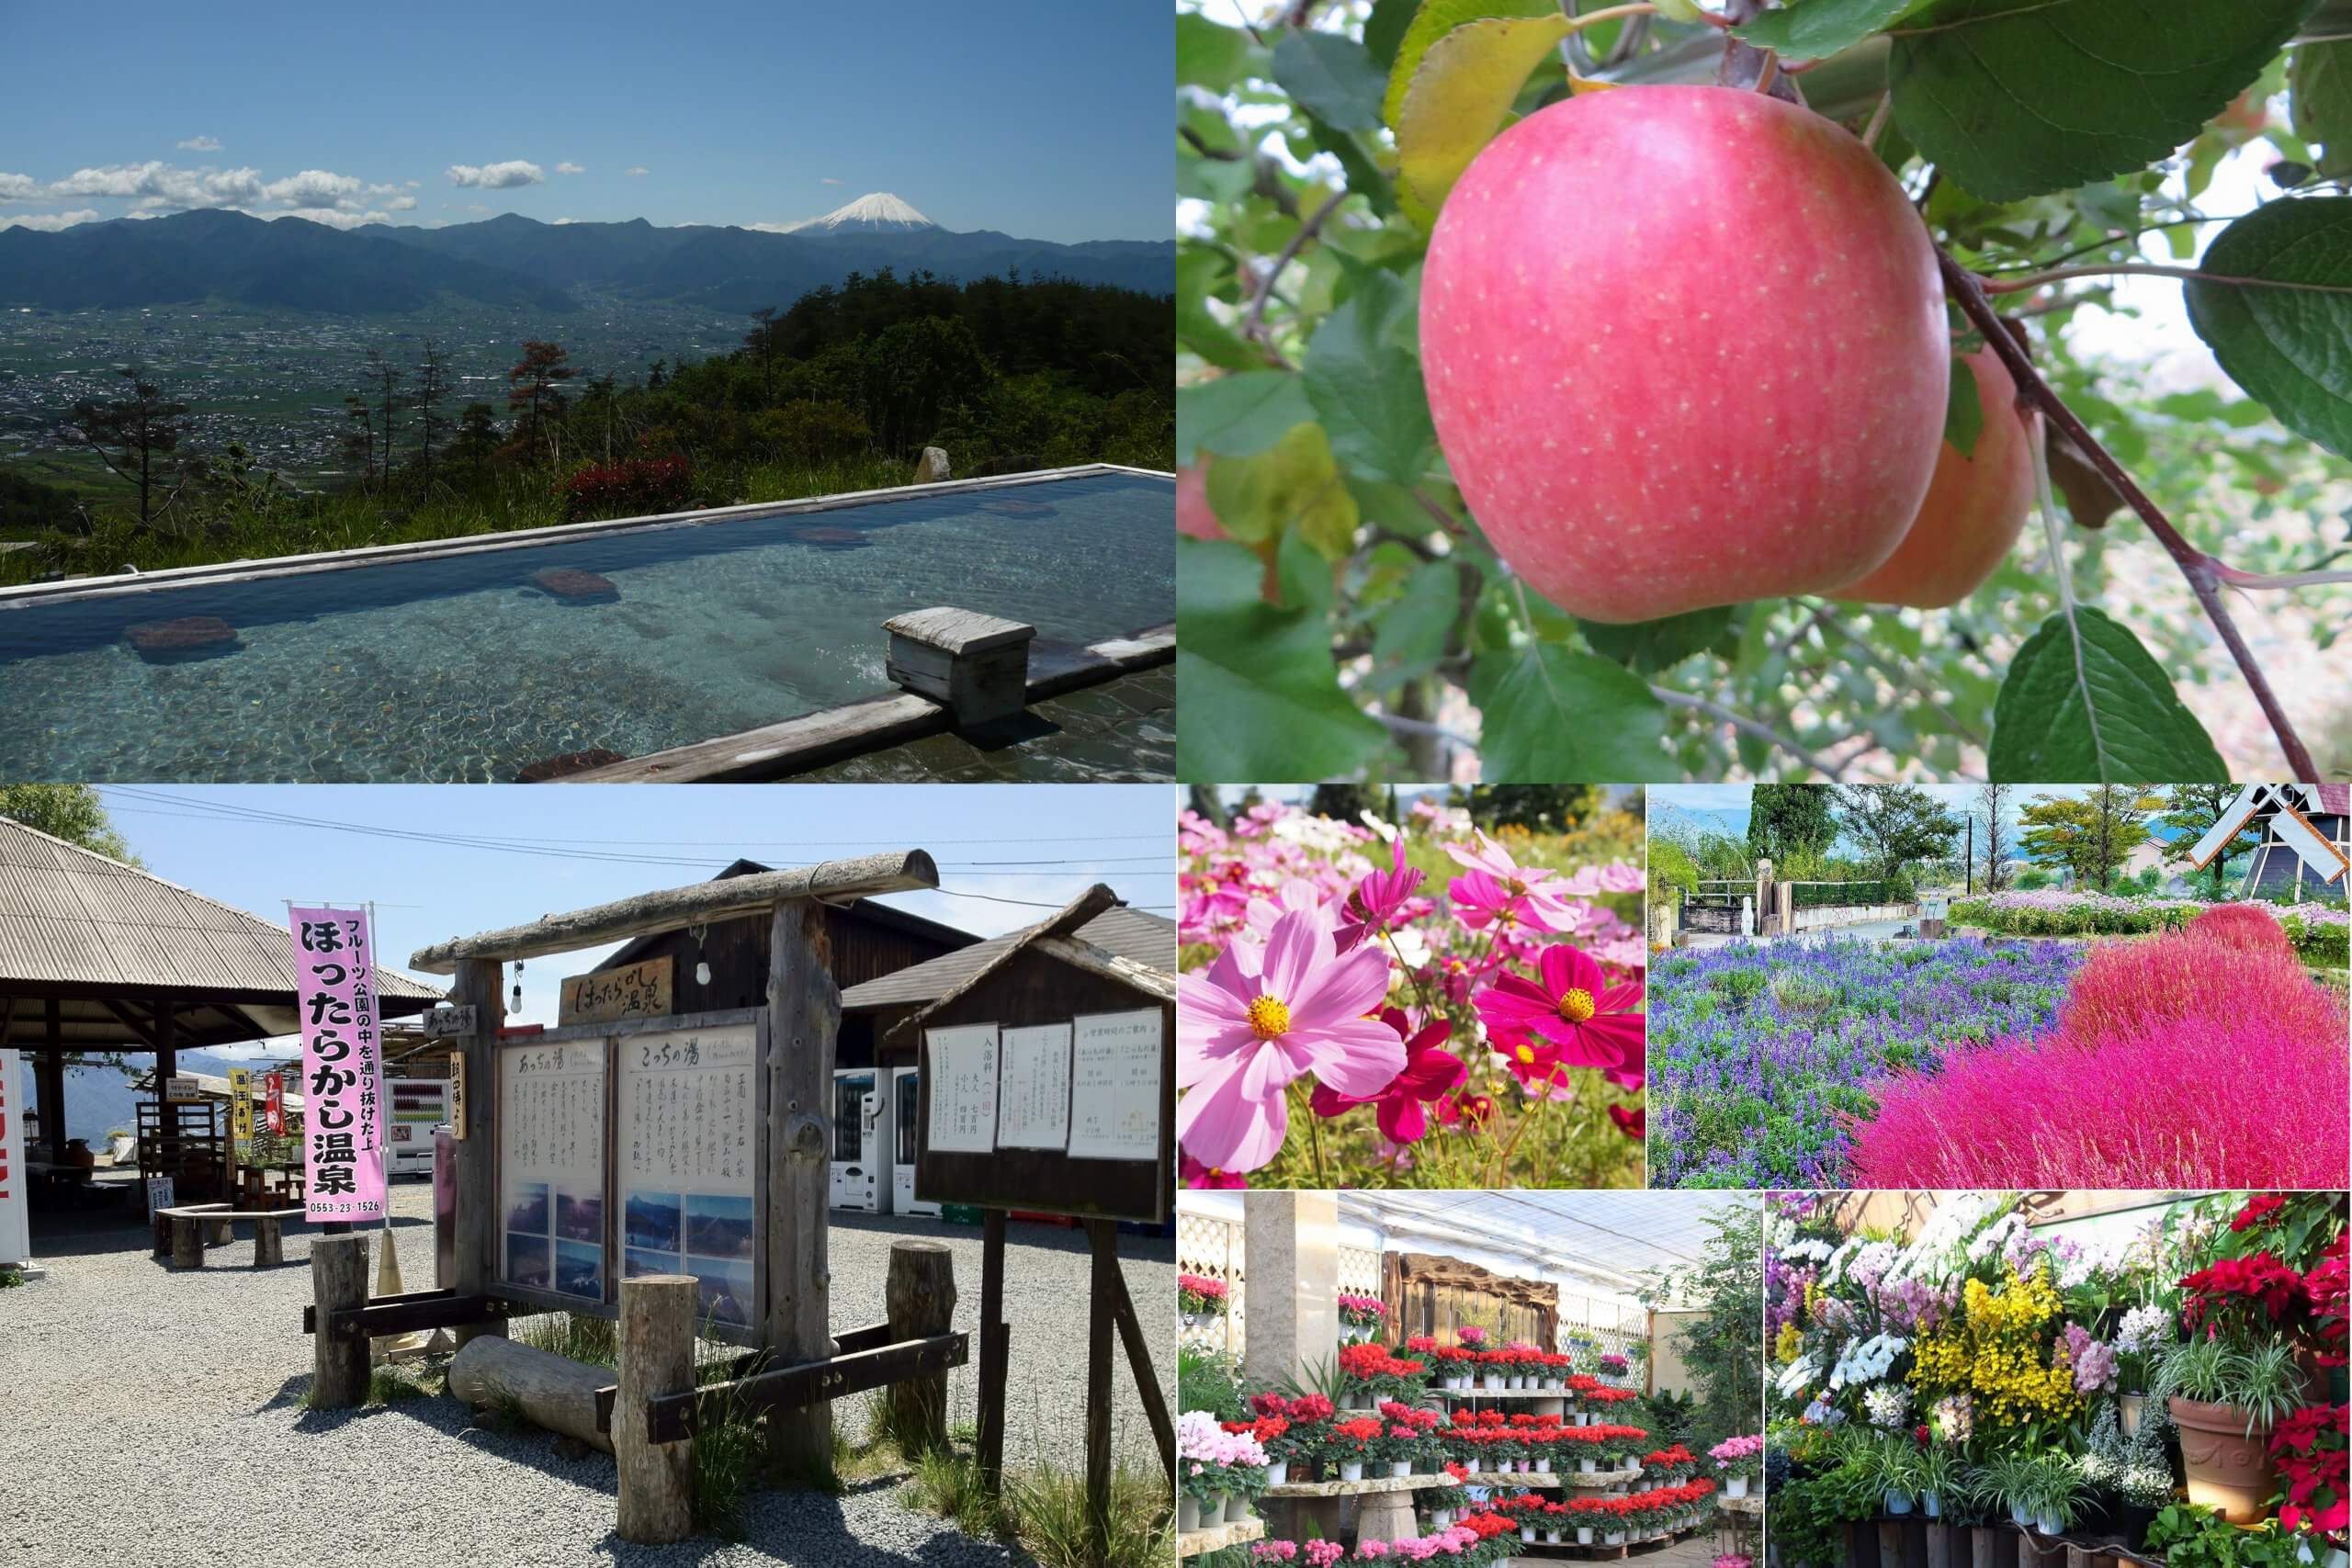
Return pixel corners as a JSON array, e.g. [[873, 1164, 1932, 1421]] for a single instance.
[[312, 849, 941, 1483]]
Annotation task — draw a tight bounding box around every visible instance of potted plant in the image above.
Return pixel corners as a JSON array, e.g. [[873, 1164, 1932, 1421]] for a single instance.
[[1916, 1442, 1962, 1520], [1713, 1434, 1763, 1500], [2154, 1337, 2312, 1524], [1871, 1436, 1924, 1517], [1426, 1464, 1471, 1531], [1252, 1392, 1333, 1482], [1432, 1343, 1476, 1393], [1180, 1273, 1228, 1331], [1600, 1351, 1631, 1385], [1177, 1410, 1267, 1529], [2026, 1453, 2086, 1538], [2112, 1460, 2176, 1551], [1326, 1416, 1381, 1483], [2114, 1302, 2174, 1438], [1569, 1496, 1607, 1545], [1338, 1292, 1385, 1345], [2270, 1403, 2349, 1568]]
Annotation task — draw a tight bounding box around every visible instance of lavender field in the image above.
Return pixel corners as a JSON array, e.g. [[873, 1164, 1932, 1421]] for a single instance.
[[1647, 934, 2082, 1189]]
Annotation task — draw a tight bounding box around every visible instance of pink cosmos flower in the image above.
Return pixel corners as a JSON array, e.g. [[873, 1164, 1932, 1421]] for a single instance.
[[1178, 905, 1405, 1171], [1337, 835, 1425, 952], [1451, 869, 1567, 936], [1310, 1008, 1468, 1145], [1475, 943, 1645, 1092], [1609, 1104, 1645, 1140], [1181, 1152, 1250, 1190]]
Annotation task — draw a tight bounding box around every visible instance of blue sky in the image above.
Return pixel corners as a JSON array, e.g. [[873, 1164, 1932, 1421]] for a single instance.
[[93, 783, 1174, 1055], [1645, 784, 2185, 859], [0, 2, 1169, 241]]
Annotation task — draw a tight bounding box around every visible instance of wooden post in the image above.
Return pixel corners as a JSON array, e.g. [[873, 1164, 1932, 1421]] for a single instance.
[[171, 1213, 205, 1269], [2064, 1546, 2091, 1568], [311, 1233, 370, 1407], [977, 1208, 1009, 1495], [1101, 1233, 1177, 1483], [1881, 1519, 1905, 1568], [884, 1240, 956, 1454], [764, 897, 842, 1485], [449, 958, 504, 1347], [1973, 1526, 2001, 1568], [1085, 1217, 1117, 1566], [1927, 1523, 1953, 1568], [40, 1003, 66, 1162], [616, 1273, 696, 1543], [254, 1213, 284, 1267], [2018, 1528, 2036, 1568]]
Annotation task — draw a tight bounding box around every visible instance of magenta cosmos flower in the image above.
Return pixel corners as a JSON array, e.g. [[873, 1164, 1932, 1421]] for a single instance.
[[1309, 1008, 1466, 1145], [1475, 943, 1645, 1092], [1178, 906, 1406, 1172], [1451, 868, 1568, 936], [1337, 836, 1424, 952]]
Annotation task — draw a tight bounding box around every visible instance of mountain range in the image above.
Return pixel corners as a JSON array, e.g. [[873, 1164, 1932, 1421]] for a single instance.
[[0, 194, 1174, 316]]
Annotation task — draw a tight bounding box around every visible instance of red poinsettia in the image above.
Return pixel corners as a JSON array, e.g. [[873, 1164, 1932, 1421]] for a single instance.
[[2270, 1403, 2348, 1536]]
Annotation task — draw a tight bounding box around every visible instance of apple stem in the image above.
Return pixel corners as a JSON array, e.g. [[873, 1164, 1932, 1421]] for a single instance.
[[1860, 93, 1893, 152], [1938, 248, 2321, 781]]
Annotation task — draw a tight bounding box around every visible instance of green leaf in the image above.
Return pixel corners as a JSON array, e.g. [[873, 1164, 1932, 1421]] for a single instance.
[[1986, 607, 2229, 783], [2292, 39, 2352, 177], [1383, 0, 1558, 131], [1177, 371, 1316, 465], [1309, 121, 1397, 219], [1888, 0, 2314, 202], [1390, 10, 1571, 222], [1177, 13, 1254, 93], [1303, 268, 1435, 484], [1943, 355, 1983, 461], [1178, 539, 1388, 781], [2185, 197, 2352, 460], [1577, 606, 1736, 675], [1366, 560, 1464, 690], [1176, 251, 1261, 372], [1202, 423, 1363, 559], [1363, 0, 1419, 71], [1466, 645, 1677, 782], [1734, 0, 1934, 64], [1273, 28, 1388, 132]]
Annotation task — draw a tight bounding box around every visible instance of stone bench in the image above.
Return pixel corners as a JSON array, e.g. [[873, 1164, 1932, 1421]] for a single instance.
[[154, 1203, 308, 1269]]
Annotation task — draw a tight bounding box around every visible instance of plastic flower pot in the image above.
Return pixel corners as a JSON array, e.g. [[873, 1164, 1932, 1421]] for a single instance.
[[2118, 1393, 2145, 1438], [2114, 1501, 2156, 1551], [1581, 1460, 1600, 1475], [1885, 1490, 1915, 1517], [1607, 1530, 1626, 1545], [2169, 1396, 2284, 1524], [2035, 1511, 2063, 1538], [1725, 1475, 1750, 1499], [1178, 1495, 1203, 1532], [2009, 1504, 2032, 1529], [1546, 1529, 1563, 1544], [1521, 1527, 1537, 1543], [1483, 1374, 1506, 1391], [1577, 1528, 1595, 1545], [1390, 1461, 1412, 1478], [1923, 1492, 1941, 1519], [1536, 1458, 1553, 1473], [1431, 1509, 1453, 1530], [1339, 1461, 1366, 1483], [1265, 1461, 1288, 1487], [1182, 1311, 1200, 1330], [1546, 1377, 1565, 1392]]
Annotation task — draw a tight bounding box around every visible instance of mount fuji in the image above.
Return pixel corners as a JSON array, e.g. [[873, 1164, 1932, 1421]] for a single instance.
[[775, 192, 939, 235]]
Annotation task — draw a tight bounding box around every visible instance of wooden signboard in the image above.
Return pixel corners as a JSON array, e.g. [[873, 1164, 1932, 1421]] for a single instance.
[[164, 1076, 201, 1102], [560, 957, 673, 1028], [913, 1004, 1171, 1224], [487, 1008, 767, 1341]]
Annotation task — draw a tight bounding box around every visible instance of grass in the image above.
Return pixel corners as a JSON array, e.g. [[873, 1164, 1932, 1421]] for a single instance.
[[513, 1311, 618, 1369], [692, 1383, 767, 1540], [900, 1443, 1173, 1568], [368, 1362, 437, 1404]]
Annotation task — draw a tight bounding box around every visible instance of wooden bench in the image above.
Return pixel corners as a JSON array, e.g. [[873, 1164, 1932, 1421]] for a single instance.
[[153, 1203, 307, 1269]]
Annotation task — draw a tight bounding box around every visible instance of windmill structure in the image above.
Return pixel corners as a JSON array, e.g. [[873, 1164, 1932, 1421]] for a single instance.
[[2186, 784, 2351, 900]]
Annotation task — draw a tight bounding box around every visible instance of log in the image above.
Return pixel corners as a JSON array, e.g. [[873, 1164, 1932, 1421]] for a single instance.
[[254, 1213, 284, 1267], [616, 1274, 696, 1542], [171, 1215, 205, 1269], [764, 897, 842, 1484], [884, 1241, 956, 1453], [449, 959, 505, 1348], [448, 1335, 616, 1454], [311, 1235, 371, 1408]]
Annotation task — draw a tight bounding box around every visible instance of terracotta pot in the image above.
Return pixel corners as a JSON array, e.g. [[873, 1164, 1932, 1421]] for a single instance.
[[2169, 1395, 2280, 1524]]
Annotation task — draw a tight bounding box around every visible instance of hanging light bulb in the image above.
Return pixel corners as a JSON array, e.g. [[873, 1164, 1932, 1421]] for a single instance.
[[512, 958, 525, 1016]]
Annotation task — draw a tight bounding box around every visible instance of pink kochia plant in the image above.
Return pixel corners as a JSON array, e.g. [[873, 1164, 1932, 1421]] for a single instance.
[[2053, 931, 2342, 1045], [2188, 903, 2295, 959]]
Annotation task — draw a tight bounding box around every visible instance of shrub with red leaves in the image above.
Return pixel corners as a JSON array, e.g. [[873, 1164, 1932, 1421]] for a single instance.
[[561, 455, 694, 521], [2054, 930, 2344, 1046], [2188, 902, 2296, 959]]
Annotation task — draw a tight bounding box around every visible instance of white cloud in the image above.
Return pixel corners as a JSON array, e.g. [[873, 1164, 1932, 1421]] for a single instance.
[[747, 221, 797, 233], [274, 207, 391, 230], [385, 195, 417, 211], [552, 217, 577, 225], [0, 209, 99, 231], [261, 168, 362, 208], [446, 159, 545, 189], [820, 176, 843, 185], [49, 162, 266, 208], [624, 165, 650, 176], [176, 135, 221, 152], [0, 172, 38, 201], [556, 161, 585, 175], [404, 178, 421, 187]]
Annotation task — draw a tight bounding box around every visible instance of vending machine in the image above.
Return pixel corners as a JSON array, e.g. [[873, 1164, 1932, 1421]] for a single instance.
[[830, 1066, 884, 1212], [387, 1078, 450, 1179], [891, 1065, 938, 1218]]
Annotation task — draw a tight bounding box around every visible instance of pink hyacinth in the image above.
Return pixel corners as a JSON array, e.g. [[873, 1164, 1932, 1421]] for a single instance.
[[1177, 904, 1405, 1172]]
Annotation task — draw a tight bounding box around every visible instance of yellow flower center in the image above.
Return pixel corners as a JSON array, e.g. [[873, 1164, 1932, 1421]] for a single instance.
[[1247, 995, 1292, 1040], [1516, 1043, 1537, 1065], [1557, 987, 1596, 1024]]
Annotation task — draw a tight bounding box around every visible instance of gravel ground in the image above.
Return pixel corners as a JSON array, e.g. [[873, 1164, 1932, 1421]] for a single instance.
[[0, 1182, 1175, 1568]]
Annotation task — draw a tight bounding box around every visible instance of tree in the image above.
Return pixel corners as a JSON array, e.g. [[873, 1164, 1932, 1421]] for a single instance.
[[338, 394, 376, 487], [1747, 784, 1836, 867], [0, 784, 141, 864], [1973, 782, 2014, 895], [1308, 784, 1375, 824], [2158, 784, 2260, 897], [64, 366, 188, 525], [2018, 787, 2155, 890], [1639, 1199, 1760, 1453], [1466, 784, 1600, 831], [508, 340, 577, 464], [364, 349, 404, 490], [413, 337, 453, 488], [1832, 785, 1962, 883], [746, 305, 780, 402], [451, 402, 501, 480]]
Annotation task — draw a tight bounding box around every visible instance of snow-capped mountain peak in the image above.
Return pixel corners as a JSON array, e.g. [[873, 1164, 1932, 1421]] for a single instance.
[[780, 192, 937, 233]]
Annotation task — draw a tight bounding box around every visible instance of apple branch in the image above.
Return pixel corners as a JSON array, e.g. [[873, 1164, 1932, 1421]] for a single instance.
[[1938, 249, 2321, 781], [1243, 189, 1348, 366], [1979, 263, 2352, 298]]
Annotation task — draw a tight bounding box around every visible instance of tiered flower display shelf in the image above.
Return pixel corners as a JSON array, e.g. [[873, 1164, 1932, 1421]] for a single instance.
[[1176, 1516, 1265, 1559], [1505, 1523, 1712, 1561], [1260, 1472, 1453, 1546], [1718, 1494, 1763, 1517]]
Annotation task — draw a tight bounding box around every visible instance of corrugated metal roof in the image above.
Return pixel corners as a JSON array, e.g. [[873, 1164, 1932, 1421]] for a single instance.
[[0, 817, 442, 1002], [841, 904, 1174, 1011]]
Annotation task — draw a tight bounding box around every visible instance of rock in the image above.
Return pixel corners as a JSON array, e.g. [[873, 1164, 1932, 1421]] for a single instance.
[[125, 615, 240, 659], [515, 749, 627, 783], [531, 568, 619, 601], [911, 446, 951, 484]]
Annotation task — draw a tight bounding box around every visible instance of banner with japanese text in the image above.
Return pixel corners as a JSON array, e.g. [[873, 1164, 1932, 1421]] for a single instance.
[[289, 906, 387, 1222]]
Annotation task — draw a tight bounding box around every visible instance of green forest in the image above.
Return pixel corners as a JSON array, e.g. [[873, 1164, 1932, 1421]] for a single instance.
[[1, 268, 1173, 585]]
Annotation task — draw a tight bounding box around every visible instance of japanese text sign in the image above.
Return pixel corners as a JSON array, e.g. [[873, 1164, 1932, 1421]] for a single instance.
[[289, 905, 387, 1222]]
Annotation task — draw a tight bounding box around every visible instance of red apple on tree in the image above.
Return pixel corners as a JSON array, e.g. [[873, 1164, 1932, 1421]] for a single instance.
[[1419, 86, 1949, 624], [1838, 345, 2035, 609], [1177, 459, 1228, 541]]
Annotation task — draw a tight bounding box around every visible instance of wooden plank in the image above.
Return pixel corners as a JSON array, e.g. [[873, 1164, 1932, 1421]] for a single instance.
[[559, 955, 673, 1027], [978, 1208, 1009, 1494], [411, 852, 939, 969], [645, 1332, 967, 1444], [1085, 1218, 1117, 1564], [763, 897, 841, 1483], [449, 959, 504, 1345], [884, 607, 1036, 656], [318, 1293, 520, 1342], [616, 1274, 696, 1542], [1102, 1233, 1176, 1483]]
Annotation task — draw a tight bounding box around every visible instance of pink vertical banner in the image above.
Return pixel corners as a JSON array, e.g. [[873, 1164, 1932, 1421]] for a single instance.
[[288, 906, 387, 1223]]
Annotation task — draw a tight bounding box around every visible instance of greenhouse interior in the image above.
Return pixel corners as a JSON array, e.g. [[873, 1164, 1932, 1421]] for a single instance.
[[1177, 1190, 1765, 1568], [1767, 1190, 2349, 1568]]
